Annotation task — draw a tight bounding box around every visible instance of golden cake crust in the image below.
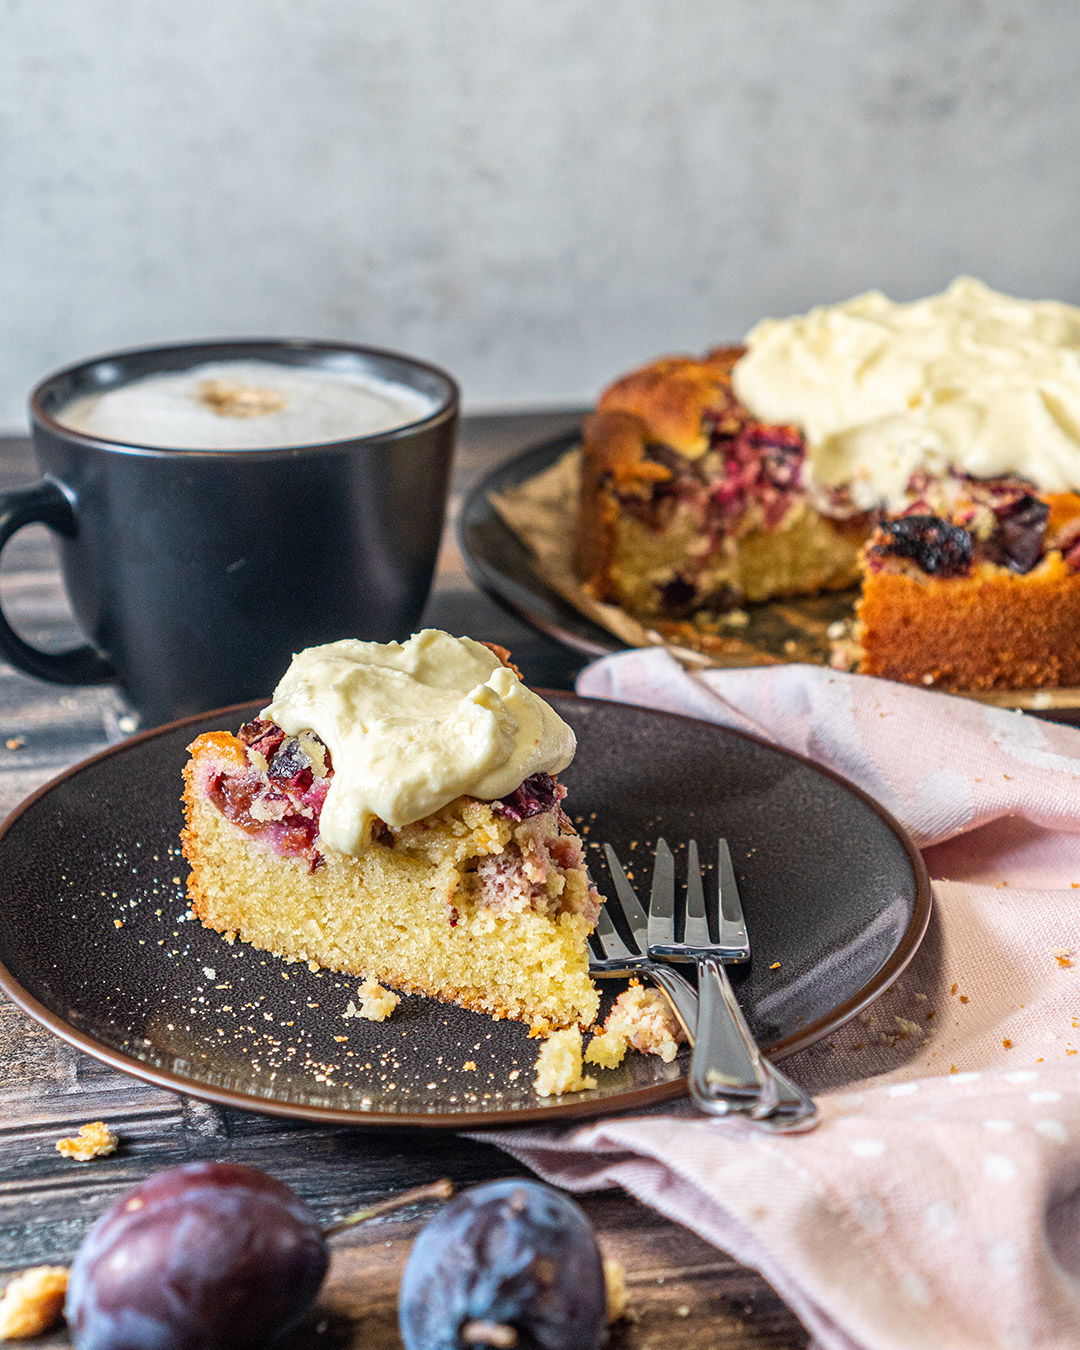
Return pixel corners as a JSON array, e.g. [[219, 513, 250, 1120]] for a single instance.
[[578, 352, 748, 604], [856, 555, 1080, 691], [576, 410, 666, 596], [597, 348, 744, 454]]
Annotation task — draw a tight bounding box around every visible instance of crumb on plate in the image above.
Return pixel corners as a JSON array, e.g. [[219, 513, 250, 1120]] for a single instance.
[[533, 1028, 597, 1097], [602, 981, 687, 1063], [343, 978, 400, 1022], [585, 1028, 629, 1070]]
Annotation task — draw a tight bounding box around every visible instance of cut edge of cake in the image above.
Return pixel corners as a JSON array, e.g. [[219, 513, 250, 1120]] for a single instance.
[[181, 723, 602, 1036]]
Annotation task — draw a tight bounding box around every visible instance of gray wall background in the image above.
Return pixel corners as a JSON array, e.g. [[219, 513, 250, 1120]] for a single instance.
[[2, 0, 1079, 431]]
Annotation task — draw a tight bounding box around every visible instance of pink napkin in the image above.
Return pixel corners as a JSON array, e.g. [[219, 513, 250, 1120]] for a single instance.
[[482, 651, 1080, 1350]]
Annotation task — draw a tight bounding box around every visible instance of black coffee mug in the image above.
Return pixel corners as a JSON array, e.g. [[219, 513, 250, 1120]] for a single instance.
[[3, 340, 458, 726]]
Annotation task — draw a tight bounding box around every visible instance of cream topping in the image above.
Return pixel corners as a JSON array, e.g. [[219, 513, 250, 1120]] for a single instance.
[[732, 277, 1080, 509], [261, 630, 576, 856]]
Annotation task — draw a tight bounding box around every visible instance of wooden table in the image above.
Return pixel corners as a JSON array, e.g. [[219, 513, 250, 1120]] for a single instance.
[[0, 415, 808, 1348]]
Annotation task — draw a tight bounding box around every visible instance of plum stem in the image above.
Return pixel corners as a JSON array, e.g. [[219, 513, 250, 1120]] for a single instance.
[[323, 1178, 453, 1237], [461, 1321, 518, 1347]]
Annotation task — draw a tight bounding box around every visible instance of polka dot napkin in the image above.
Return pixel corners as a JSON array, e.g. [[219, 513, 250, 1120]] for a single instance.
[[483, 652, 1080, 1350]]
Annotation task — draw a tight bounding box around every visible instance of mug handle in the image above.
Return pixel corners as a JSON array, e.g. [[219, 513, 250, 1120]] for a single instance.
[[0, 481, 116, 685]]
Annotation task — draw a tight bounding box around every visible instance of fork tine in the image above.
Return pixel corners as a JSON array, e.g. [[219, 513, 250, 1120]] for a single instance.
[[682, 840, 712, 949], [602, 843, 648, 954], [717, 838, 750, 961], [589, 895, 635, 964], [645, 837, 676, 951]]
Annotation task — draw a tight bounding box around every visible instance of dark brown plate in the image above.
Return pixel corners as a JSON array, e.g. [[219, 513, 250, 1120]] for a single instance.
[[459, 433, 615, 658], [0, 694, 930, 1128]]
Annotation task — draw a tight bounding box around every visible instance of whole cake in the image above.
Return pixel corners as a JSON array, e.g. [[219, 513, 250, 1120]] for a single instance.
[[578, 279, 1080, 690], [181, 631, 602, 1034]]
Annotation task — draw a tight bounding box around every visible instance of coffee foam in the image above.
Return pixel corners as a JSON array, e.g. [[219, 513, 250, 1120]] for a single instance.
[[58, 359, 436, 449]]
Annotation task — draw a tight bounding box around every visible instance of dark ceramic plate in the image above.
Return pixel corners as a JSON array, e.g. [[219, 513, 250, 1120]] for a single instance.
[[459, 433, 618, 659], [0, 695, 930, 1128]]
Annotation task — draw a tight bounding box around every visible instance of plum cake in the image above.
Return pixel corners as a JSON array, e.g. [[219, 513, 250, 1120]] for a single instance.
[[577, 279, 1080, 690]]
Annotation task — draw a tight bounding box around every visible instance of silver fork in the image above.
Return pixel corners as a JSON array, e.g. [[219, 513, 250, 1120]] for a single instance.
[[591, 843, 787, 1118], [588, 843, 698, 1044], [648, 839, 818, 1130]]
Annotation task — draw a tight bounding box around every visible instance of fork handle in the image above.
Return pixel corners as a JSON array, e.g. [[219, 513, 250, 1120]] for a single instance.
[[690, 956, 818, 1129], [641, 962, 699, 1045], [688, 955, 769, 1109]]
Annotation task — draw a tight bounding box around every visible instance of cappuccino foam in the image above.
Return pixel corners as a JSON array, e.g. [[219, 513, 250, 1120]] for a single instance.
[[58, 359, 436, 450]]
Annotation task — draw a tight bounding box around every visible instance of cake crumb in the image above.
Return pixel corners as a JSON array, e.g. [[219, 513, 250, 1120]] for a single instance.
[[585, 1028, 629, 1070], [769, 961, 781, 970], [0, 1267, 69, 1340], [601, 981, 687, 1063], [463, 1060, 477, 1072], [343, 979, 400, 1022], [534, 1029, 597, 1097], [829, 638, 861, 671], [56, 1121, 118, 1162], [1055, 948, 1074, 968], [603, 1258, 629, 1323], [4, 737, 24, 752]]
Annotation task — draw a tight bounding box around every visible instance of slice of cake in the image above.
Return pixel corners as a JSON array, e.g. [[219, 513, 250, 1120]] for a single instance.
[[181, 630, 602, 1034], [577, 279, 1080, 689]]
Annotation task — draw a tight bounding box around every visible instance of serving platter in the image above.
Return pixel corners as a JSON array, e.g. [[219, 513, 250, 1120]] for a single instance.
[[0, 695, 930, 1128]]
